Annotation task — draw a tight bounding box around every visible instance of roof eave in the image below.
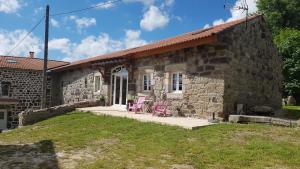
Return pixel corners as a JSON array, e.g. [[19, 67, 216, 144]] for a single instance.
[[132, 35, 218, 58], [52, 35, 218, 72]]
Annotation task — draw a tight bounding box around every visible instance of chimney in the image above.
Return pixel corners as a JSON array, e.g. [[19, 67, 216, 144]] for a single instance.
[[29, 51, 34, 58]]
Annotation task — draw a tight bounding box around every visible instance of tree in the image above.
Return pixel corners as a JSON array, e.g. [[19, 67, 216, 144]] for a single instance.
[[257, 0, 300, 103], [274, 29, 300, 100], [257, 0, 300, 34]]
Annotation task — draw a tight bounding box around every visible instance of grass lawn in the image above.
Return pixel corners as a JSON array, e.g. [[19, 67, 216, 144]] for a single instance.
[[283, 106, 300, 120], [0, 112, 300, 169]]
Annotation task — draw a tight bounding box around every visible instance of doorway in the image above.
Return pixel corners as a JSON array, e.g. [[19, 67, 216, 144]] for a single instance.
[[0, 109, 7, 130], [111, 66, 128, 107]]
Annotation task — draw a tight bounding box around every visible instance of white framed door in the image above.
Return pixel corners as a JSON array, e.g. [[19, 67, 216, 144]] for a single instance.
[[0, 109, 7, 130], [111, 66, 128, 107]]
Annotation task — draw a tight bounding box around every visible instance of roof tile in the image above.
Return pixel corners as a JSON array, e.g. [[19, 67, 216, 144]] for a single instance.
[[0, 56, 69, 71], [54, 15, 260, 71]]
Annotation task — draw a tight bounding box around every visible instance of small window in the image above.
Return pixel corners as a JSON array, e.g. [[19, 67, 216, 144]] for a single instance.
[[1, 82, 11, 97], [143, 74, 151, 91], [6, 59, 17, 63], [172, 73, 183, 92], [94, 76, 101, 92]]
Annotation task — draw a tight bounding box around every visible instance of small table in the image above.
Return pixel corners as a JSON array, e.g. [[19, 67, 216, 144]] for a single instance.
[[143, 99, 154, 113]]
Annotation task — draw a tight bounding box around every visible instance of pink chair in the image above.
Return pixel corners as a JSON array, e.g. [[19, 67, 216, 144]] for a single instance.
[[128, 96, 146, 113], [152, 101, 172, 117]]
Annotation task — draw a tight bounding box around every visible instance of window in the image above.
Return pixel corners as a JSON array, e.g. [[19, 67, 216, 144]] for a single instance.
[[172, 73, 182, 92], [6, 59, 17, 63], [94, 76, 101, 92], [0, 82, 11, 97], [143, 74, 151, 91]]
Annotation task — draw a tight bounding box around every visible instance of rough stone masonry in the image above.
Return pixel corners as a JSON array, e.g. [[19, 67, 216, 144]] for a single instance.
[[0, 68, 51, 128], [51, 16, 282, 119]]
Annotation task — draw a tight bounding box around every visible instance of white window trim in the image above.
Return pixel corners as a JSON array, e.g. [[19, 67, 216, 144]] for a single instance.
[[172, 72, 183, 93], [143, 74, 151, 92], [94, 75, 101, 93]]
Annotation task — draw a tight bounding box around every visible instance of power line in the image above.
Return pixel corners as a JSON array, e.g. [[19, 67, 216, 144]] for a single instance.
[[6, 0, 122, 56], [6, 16, 44, 56], [50, 0, 122, 16]]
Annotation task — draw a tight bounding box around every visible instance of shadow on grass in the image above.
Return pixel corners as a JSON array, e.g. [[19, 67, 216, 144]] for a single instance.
[[0, 140, 59, 169]]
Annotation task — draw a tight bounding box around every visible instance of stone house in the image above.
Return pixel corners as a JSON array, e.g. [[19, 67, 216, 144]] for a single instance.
[[0, 53, 68, 129], [50, 15, 282, 119]]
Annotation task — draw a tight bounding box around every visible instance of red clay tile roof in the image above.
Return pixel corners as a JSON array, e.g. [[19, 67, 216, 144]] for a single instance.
[[53, 15, 261, 72], [0, 56, 69, 71]]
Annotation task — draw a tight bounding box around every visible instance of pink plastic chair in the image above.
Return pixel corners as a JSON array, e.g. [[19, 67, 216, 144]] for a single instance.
[[128, 96, 146, 113], [152, 101, 172, 117]]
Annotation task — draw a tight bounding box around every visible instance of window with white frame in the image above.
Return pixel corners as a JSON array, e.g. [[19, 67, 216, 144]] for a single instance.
[[143, 74, 151, 91], [94, 76, 101, 92], [172, 73, 183, 92]]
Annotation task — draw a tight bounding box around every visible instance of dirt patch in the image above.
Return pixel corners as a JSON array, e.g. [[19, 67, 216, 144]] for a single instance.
[[0, 141, 59, 169], [58, 138, 119, 169], [0, 138, 120, 169]]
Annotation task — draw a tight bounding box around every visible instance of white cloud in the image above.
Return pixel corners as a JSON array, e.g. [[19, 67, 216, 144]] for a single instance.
[[124, 29, 147, 48], [164, 0, 174, 6], [203, 24, 210, 29], [0, 0, 21, 13], [75, 17, 96, 29], [69, 16, 96, 29], [173, 16, 182, 22], [96, 0, 115, 9], [161, 0, 174, 8], [34, 7, 43, 15], [212, 19, 225, 26], [48, 38, 71, 55], [207, 0, 258, 28], [228, 0, 258, 22], [123, 0, 155, 7], [69, 15, 76, 20], [49, 30, 147, 61], [73, 34, 123, 59], [0, 29, 42, 56], [140, 5, 169, 31], [50, 18, 60, 28]]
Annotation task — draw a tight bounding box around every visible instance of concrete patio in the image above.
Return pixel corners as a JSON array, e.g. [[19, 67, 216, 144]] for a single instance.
[[76, 106, 214, 130]]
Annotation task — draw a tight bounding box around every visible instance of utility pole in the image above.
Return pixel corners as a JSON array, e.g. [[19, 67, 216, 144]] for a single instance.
[[42, 5, 49, 109]]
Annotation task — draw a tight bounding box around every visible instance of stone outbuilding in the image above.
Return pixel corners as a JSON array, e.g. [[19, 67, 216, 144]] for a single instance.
[[50, 15, 282, 119], [0, 54, 68, 129]]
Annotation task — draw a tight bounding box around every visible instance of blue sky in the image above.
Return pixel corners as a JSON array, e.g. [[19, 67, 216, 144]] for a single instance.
[[0, 0, 257, 61]]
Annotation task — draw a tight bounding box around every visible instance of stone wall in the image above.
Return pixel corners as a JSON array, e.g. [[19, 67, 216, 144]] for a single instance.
[[218, 17, 282, 117], [133, 46, 226, 118], [52, 16, 282, 119], [19, 100, 99, 126], [229, 115, 298, 127], [0, 68, 51, 128], [51, 68, 109, 106], [53, 46, 227, 118]]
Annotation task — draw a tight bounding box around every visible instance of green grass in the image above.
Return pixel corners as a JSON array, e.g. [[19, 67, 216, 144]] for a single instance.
[[1, 112, 300, 169], [283, 106, 300, 120]]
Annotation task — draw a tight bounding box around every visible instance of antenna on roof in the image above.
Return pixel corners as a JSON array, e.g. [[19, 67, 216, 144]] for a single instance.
[[224, 0, 249, 28]]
